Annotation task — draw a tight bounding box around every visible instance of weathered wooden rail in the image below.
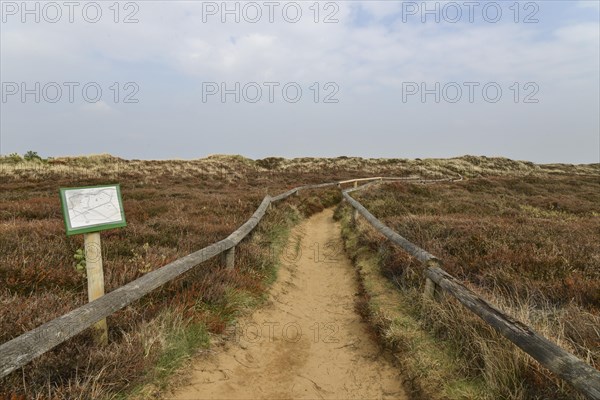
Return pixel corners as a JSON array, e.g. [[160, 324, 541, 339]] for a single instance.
[[0, 177, 390, 379], [0, 195, 272, 379], [342, 182, 600, 400]]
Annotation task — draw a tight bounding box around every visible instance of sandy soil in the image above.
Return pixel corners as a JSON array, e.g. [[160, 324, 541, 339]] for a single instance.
[[167, 209, 408, 400]]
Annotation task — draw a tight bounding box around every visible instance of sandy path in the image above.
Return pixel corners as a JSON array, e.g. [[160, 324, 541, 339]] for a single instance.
[[168, 209, 407, 400]]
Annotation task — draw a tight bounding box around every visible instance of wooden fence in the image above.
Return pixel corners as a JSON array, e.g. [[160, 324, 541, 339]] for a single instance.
[[1, 176, 599, 400], [0, 178, 382, 379], [342, 182, 600, 400]]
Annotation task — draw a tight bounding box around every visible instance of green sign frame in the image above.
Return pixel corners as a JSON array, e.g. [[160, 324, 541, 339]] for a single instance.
[[59, 184, 127, 236]]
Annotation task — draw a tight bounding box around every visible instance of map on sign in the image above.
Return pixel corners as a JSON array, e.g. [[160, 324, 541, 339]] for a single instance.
[[60, 184, 126, 235]]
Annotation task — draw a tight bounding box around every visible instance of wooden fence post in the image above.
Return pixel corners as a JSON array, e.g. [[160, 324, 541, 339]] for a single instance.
[[351, 208, 359, 226], [354, 181, 358, 188], [83, 232, 108, 345], [224, 246, 235, 269], [423, 260, 441, 303], [423, 278, 437, 301]]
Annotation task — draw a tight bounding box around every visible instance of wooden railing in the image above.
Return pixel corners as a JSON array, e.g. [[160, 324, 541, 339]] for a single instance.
[[0, 178, 385, 379], [342, 181, 600, 400], [2, 176, 599, 400]]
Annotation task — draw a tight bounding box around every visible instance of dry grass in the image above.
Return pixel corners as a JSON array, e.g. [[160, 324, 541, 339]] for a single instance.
[[338, 175, 600, 399], [0, 160, 343, 399], [1, 153, 597, 183], [337, 210, 487, 399], [0, 154, 597, 399]]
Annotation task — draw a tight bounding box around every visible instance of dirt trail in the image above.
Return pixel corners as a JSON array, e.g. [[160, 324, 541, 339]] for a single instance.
[[168, 209, 407, 400]]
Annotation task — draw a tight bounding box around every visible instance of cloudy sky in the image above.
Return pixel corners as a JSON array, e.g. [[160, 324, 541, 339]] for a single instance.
[[1, 1, 598, 163]]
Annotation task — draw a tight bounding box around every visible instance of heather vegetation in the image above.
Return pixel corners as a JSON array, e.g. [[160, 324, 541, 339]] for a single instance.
[[0, 157, 341, 399], [337, 175, 599, 399], [0, 154, 597, 399]]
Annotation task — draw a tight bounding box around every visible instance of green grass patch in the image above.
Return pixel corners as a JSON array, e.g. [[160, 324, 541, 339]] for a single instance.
[[154, 322, 210, 383]]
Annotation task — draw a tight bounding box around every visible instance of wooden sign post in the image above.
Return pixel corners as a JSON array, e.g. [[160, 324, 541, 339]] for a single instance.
[[83, 232, 108, 344], [59, 184, 127, 345]]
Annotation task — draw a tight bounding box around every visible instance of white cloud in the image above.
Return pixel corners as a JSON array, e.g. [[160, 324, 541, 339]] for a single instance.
[[555, 22, 600, 44], [577, 1, 600, 10], [79, 101, 114, 114], [1, 1, 598, 162], [357, 1, 404, 20]]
